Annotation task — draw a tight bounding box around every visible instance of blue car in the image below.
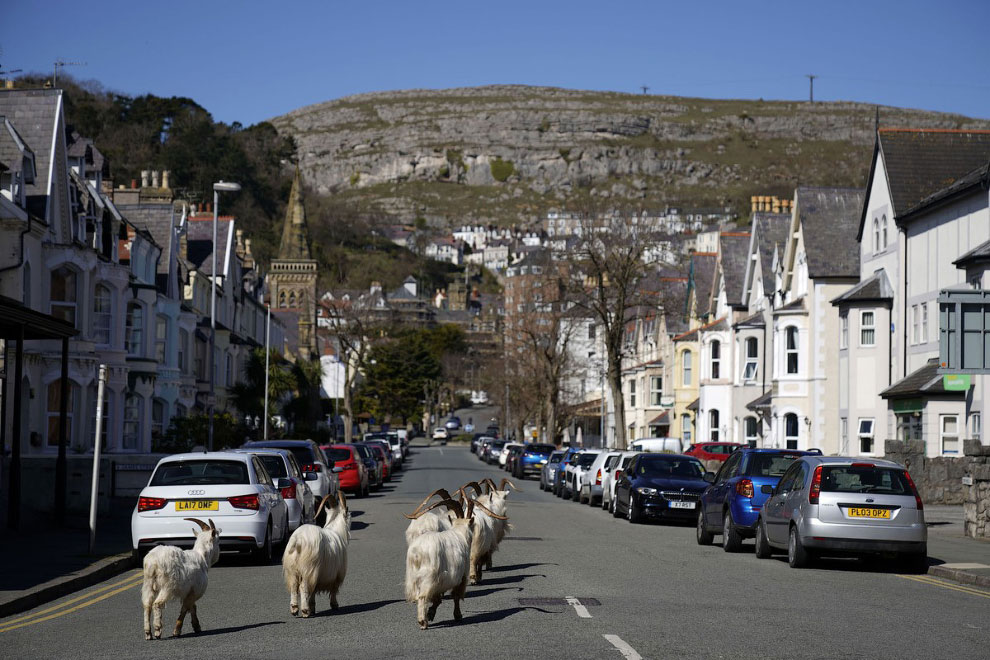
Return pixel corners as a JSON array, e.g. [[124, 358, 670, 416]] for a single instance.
[[551, 447, 580, 497], [516, 443, 555, 479], [696, 448, 821, 551], [613, 453, 708, 523], [540, 450, 565, 491]]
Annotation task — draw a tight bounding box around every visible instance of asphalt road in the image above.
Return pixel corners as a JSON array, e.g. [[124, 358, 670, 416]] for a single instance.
[[2, 445, 988, 659]]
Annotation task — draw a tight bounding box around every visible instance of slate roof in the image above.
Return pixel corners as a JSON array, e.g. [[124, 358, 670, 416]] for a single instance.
[[66, 132, 106, 175], [879, 129, 990, 219], [186, 216, 233, 275], [733, 310, 765, 328], [746, 390, 772, 411], [117, 203, 177, 291], [795, 187, 864, 279], [0, 89, 62, 219], [689, 252, 717, 316], [831, 270, 894, 305], [881, 357, 964, 399], [687, 398, 700, 411], [900, 161, 990, 221], [752, 212, 790, 292], [648, 411, 670, 425], [954, 238, 990, 268], [0, 116, 35, 183], [662, 278, 691, 336], [718, 232, 751, 307]]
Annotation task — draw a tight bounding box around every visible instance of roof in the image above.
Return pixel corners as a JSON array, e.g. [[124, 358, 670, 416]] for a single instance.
[[752, 212, 790, 292], [831, 270, 894, 306], [718, 232, 750, 307], [673, 315, 727, 341], [648, 411, 670, 425], [0, 89, 63, 219], [116, 203, 175, 278], [687, 398, 700, 411], [689, 252, 717, 316], [795, 187, 864, 279], [66, 132, 106, 175], [0, 294, 78, 340], [277, 167, 312, 261], [733, 310, 765, 328], [0, 115, 36, 184], [775, 297, 806, 314], [900, 161, 990, 221], [954, 238, 990, 268], [186, 216, 233, 275], [746, 390, 772, 411], [878, 129, 990, 220], [881, 357, 965, 399]]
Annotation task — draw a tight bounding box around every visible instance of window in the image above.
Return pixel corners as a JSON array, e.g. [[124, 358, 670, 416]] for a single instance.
[[681, 413, 692, 444], [126, 303, 144, 356], [178, 329, 189, 372], [743, 417, 758, 447], [46, 381, 75, 449], [50, 266, 77, 327], [709, 409, 720, 442], [278, 291, 286, 308], [288, 291, 296, 307], [840, 417, 848, 454], [920, 303, 928, 344], [195, 338, 206, 380], [840, 314, 848, 349], [152, 399, 165, 440], [911, 304, 919, 345], [93, 284, 112, 345], [858, 418, 875, 454], [785, 327, 799, 374], [784, 413, 799, 450], [588, 324, 596, 340], [873, 218, 880, 254], [156, 315, 168, 363], [225, 353, 233, 387], [742, 337, 758, 380], [897, 412, 923, 443], [710, 340, 721, 379], [175, 403, 187, 420], [650, 376, 663, 406], [941, 415, 959, 455], [123, 393, 142, 450], [682, 350, 693, 386], [860, 311, 875, 347], [628, 379, 636, 408], [23, 261, 31, 307], [881, 215, 888, 249], [970, 412, 982, 440]]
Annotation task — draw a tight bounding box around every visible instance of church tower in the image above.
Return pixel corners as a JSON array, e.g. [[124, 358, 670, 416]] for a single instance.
[[269, 167, 318, 360]]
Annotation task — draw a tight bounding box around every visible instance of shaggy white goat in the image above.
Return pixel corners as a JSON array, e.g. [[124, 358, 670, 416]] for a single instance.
[[470, 479, 518, 572], [141, 517, 220, 640], [283, 491, 351, 617], [404, 488, 455, 545], [404, 498, 503, 629]]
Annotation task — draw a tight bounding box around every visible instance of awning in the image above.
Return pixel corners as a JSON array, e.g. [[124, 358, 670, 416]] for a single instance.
[[0, 294, 79, 340], [881, 357, 965, 400], [746, 391, 772, 411], [687, 397, 700, 411], [648, 410, 670, 426]]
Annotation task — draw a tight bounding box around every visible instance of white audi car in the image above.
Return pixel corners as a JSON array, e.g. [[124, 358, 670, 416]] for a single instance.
[[131, 452, 290, 564]]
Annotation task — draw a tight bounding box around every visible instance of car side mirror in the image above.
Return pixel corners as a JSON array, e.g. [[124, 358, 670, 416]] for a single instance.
[[332, 466, 343, 473], [304, 471, 319, 481], [761, 484, 774, 495], [703, 472, 716, 484], [275, 477, 292, 490]]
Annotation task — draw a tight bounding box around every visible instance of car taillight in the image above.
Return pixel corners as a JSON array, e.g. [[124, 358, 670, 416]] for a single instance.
[[138, 496, 167, 512], [229, 494, 260, 510], [280, 485, 297, 499], [903, 470, 924, 511], [301, 464, 322, 473], [851, 462, 875, 468], [809, 466, 823, 504], [595, 469, 602, 485], [736, 479, 754, 498], [614, 470, 623, 480]]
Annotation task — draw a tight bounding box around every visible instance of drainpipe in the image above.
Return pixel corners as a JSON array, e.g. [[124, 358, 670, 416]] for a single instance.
[[0, 214, 33, 276]]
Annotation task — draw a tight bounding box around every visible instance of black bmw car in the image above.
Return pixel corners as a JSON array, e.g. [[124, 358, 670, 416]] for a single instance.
[[613, 453, 708, 524]]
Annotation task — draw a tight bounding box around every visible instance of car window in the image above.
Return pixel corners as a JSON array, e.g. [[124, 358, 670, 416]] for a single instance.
[[604, 455, 619, 470], [718, 452, 742, 481], [637, 457, 704, 478], [281, 447, 314, 468], [575, 453, 598, 468], [620, 456, 634, 469], [150, 460, 249, 486], [821, 466, 912, 495], [744, 453, 803, 478], [286, 453, 303, 479], [549, 453, 563, 464], [326, 447, 353, 463], [253, 457, 273, 487], [257, 455, 288, 479], [354, 445, 372, 460]]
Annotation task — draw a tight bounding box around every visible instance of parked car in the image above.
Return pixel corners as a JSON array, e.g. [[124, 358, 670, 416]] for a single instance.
[[505, 443, 526, 473], [365, 438, 399, 473], [386, 432, 404, 467], [485, 439, 508, 465], [629, 437, 684, 454], [433, 427, 450, 443], [552, 447, 581, 496], [478, 437, 496, 461], [516, 443, 555, 479], [604, 451, 639, 513], [754, 457, 927, 570], [444, 416, 462, 431], [499, 442, 524, 469], [581, 450, 620, 507], [241, 439, 338, 499], [696, 448, 818, 551], [565, 450, 601, 502], [363, 442, 392, 482], [353, 442, 383, 490], [131, 452, 290, 563], [540, 450, 565, 491], [485, 424, 500, 439], [613, 453, 708, 523], [471, 433, 493, 455], [686, 442, 744, 466], [394, 429, 409, 457], [322, 444, 370, 498], [230, 448, 315, 532]]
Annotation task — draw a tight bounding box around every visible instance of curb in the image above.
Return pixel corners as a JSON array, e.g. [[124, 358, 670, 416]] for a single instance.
[[928, 565, 990, 589], [0, 552, 136, 619]]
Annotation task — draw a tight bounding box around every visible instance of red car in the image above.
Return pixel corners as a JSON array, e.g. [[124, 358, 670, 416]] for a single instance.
[[685, 442, 743, 465], [321, 444, 370, 498], [364, 441, 392, 482]]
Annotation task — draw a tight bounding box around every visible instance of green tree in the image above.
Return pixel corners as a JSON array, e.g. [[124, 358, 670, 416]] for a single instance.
[[229, 348, 295, 437]]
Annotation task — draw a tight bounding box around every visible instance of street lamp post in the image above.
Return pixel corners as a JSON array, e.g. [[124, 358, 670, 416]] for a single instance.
[[263, 302, 270, 441], [209, 180, 241, 451]]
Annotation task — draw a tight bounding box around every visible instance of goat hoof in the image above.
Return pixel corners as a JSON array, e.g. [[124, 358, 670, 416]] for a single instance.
[[418, 619, 428, 630], [144, 633, 152, 641], [300, 610, 311, 618], [454, 612, 463, 621], [192, 624, 201, 634]]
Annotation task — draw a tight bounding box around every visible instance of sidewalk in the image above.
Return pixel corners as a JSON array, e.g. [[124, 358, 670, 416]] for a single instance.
[[922, 505, 990, 587], [0, 497, 135, 618]]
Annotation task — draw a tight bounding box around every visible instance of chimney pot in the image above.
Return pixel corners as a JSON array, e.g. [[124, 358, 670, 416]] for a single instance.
[[131, 179, 137, 189], [206, 203, 212, 213], [151, 170, 160, 187], [141, 170, 150, 187], [162, 170, 170, 189]]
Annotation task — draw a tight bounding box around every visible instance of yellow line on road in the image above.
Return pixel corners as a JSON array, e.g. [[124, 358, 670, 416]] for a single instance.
[[897, 574, 990, 599], [0, 572, 145, 634]]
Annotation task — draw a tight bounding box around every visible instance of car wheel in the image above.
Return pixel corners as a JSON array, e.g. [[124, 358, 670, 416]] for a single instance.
[[754, 518, 772, 559], [696, 510, 714, 545], [572, 485, 581, 502], [611, 496, 622, 518], [601, 495, 609, 511], [627, 496, 643, 524], [787, 526, 812, 569], [722, 511, 743, 553], [254, 520, 273, 565]]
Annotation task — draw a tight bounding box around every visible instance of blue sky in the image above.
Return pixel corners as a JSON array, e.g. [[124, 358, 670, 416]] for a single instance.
[[2, 0, 988, 125]]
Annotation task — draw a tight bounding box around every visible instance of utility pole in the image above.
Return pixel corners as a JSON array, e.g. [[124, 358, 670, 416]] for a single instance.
[[640, 85, 649, 95], [806, 74, 817, 103]]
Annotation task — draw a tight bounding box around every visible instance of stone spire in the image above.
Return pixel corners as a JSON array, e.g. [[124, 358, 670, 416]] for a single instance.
[[278, 166, 312, 260]]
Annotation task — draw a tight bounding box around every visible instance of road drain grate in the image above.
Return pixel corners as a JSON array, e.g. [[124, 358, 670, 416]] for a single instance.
[[505, 536, 543, 541], [518, 597, 601, 606]]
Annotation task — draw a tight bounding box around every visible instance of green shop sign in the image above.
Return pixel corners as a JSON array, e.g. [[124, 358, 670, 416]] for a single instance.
[[891, 398, 923, 414], [943, 374, 972, 391]]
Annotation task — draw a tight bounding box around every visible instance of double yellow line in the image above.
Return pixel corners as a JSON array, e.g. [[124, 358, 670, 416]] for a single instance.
[[898, 573, 990, 599], [0, 570, 144, 634]]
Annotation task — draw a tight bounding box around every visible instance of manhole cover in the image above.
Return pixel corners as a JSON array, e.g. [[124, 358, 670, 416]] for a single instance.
[[518, 597, 600, 606]]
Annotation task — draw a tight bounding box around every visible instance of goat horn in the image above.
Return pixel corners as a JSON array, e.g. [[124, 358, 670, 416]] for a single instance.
[[499, 478, 520, 492], [184, 518, 209, 531], [410, 488, 452, 515], [472, 500, 509, 520], [337, 490, 347, 512], [460, 481, 483, 497], [405, 498, 464, 520], [481, 478, 497, 493], [314, 494, 333, 520], [208, 519, 217, 532], [466, 499, 475, 519]]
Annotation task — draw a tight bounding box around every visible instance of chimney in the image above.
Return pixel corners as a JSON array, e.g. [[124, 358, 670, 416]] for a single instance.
[[131, 179, 137, 189], [162, 170, 170, 189], [235, 229, 245, 257], [751, 196, 758, 213], [771, 196, 781, 214], [206, 203, 212, 213], [151, 170, 160, 188], [141, 170, 150, 188]]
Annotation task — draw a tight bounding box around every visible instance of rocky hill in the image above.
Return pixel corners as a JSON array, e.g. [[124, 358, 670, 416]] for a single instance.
[[270, 85, 990, 226]]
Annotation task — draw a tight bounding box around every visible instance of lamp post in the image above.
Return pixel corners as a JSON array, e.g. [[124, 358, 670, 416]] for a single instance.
[[263, 302, 270, 441], [209, 180, 241, 451]]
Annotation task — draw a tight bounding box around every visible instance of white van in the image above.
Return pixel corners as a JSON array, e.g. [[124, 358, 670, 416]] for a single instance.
[[628, 437, 684, 454]]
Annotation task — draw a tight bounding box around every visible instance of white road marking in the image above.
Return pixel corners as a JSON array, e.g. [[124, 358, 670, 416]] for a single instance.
[[438, 447, 444, 455], [565, 596, 592, 618], [603, 634, 643, 660]]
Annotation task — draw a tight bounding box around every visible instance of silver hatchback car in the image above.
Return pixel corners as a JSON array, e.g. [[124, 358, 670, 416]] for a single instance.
[[755, 456, 926, 570]]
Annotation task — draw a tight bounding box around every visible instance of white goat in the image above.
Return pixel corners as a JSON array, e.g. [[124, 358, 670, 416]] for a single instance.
[[470, 479, 518, 572], [141, 517, 220, 640], [404, 488, 455, 545], [283, 491, 351, 617], [405, 498, 503, 629]]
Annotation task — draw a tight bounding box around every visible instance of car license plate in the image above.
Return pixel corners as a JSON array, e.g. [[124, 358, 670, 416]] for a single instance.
[[669, 501, 695, 510], [175, 500, 218, 512], [847, 507, 890, 519]]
